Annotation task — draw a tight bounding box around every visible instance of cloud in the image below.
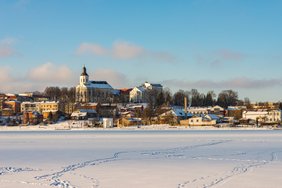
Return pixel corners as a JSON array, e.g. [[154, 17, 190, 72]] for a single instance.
[[76, 43, 108, 56], [0, 63, 76, 93], [91, 69, 129, 88], [0, 38, 17, 58], [27, 62, 73, 83], [76, 40, 175, 63], [195, 49, 246, 66], [0, 67, 15, 83], [112, 41, 144, 60], [217, 49, 245, 61], [0, 64, 130, 93], [163, 77, 282, 90], [0, 66, 33, 93], [0, 47, 15, 58]]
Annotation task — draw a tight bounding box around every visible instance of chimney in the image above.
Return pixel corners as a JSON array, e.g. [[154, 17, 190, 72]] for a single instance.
[[184, 96, 187, 119]]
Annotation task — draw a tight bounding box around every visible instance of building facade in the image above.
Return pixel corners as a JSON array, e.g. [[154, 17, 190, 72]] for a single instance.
[[129, 82, 163, 103], [21, 101, 59, 113], [242, 110, 281, 124]]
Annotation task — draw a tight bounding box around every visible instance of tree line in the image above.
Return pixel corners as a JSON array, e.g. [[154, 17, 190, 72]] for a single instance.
[[42, 86, 240, 109], [149, 88, 239, 109]]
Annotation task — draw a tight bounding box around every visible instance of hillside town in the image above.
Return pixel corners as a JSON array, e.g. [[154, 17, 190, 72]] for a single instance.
[[0, 65, 281, 129]]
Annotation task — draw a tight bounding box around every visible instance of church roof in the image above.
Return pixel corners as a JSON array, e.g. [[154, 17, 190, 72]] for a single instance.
[[88, 81, 113, 89], [81, 65, 88, 76], [151, 83, 163, 87]]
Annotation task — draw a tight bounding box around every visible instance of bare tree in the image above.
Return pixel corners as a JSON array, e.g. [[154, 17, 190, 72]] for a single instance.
[[217, 90, 238, 108]]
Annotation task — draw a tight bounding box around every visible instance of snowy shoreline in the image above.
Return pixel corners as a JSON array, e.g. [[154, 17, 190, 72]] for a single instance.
[[0, 124, 276, 132]]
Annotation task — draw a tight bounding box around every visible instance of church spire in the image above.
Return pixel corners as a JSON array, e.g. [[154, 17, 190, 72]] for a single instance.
[[81, 64, 88, 76]]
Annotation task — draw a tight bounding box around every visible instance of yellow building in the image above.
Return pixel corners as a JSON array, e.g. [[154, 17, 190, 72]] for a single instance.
[[4, 101, 21, 114], [39, 101, 59, 112], [21, 101, 60, 113]]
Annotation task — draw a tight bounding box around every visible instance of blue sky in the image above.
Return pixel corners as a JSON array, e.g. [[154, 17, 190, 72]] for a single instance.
[[0, 0, 282, 102]]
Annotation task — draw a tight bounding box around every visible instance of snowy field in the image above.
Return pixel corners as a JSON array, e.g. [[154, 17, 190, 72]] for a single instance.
[[0, 130, 282, 188]]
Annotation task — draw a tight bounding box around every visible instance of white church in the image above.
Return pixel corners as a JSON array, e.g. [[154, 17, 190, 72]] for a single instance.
[[75, 65, 114, 103]]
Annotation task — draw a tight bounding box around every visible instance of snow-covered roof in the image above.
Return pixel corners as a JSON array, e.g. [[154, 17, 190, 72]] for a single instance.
[[21, 101, 58, 105], [71, 112, 87, 117], [173, 109, 186, 117], [135, 86, 145, 92], [244, 111, 268, 115], [161, 109, 193, 117], [210, 105, 224, 111], [205, 114, 220, 120], [151, 84, 163, 87], [86, 81, 113, 89], [42, 110, 58, 113], [71, 109, 97, 117], [78, 109, 97, 114], [80, 102, 99, 106], [112, 89, 120, 95], [127, 118, 142, 122]]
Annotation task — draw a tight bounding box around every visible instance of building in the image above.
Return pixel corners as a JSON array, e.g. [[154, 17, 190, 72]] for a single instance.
[[117, 88, 133, 103], [2, 108, 14, 116], [250, 102, 279, 110], [129, 82, 163, 103], [76, 102, 99, 111], [40, 101, 59, 112], [129, 87, 146, 103], [3, 101, 21, 114], [21, 101, 60, 113], [21, 102, 40, 112], [209, 105, 225, 115], [23, 111, 43, 125], [242, 110, 281, 124], [143, 82, 163, 92], [75, 65, 114, 103], [204, 114, 221, 123], [159, 109, 191, 124], [0, 98, 4, 115], [187, 107, 209, 115], [71, 109, 98, 120], [117, 117, 142, 127], [180, 116, 216, 126], [226, 106, 246, 120], [19, 92, 49, 102], [98, 103, 118, 118], [186, 105, 225, 116]]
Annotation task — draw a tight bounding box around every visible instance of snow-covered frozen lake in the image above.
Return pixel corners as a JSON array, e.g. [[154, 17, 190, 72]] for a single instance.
[[0, 130, 282, 188]]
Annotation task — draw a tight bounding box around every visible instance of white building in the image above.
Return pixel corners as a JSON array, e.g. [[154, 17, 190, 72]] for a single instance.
[[21, 102, 40, 112], [76, 66, 114, 103], [129, 87, 146, 103], [129, 82, 163, 103], [143, 82, 163, 92], [187, 105, 225, 115], [242, 110, 281, 124], [180, 116, 216, 126], [187, 107, 209, 115]]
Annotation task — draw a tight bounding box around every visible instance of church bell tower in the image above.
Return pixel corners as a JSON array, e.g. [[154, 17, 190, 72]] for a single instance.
[[80, 65, 89, 85]]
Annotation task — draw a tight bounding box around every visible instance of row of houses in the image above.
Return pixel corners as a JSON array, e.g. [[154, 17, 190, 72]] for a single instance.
[[158, 106, 281, 127], [1, 93, 281, 127]]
